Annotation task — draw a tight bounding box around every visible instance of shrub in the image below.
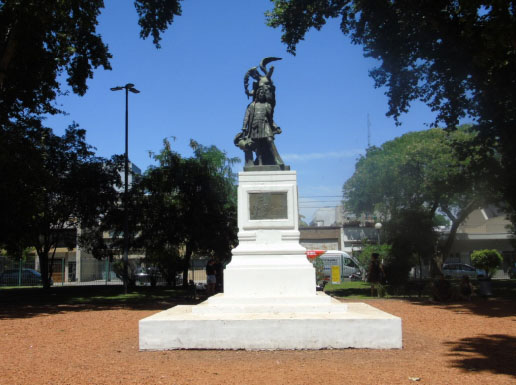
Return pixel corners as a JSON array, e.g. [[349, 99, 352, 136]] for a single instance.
[[356, 244, 391, 273], [383, 252, 415, 286], [471, 249, 503, 278]]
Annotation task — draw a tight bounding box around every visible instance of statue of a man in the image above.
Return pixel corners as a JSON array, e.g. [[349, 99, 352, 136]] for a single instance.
[[234, 57, 285, 168]]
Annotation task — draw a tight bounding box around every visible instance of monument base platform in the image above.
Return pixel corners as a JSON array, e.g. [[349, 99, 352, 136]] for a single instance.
[[139, 293, 402, 350]]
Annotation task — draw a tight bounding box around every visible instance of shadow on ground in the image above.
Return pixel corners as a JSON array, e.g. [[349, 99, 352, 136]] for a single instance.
[[445, 334, 516, 378], [406, 297, 516, 318], [0, 286, 206, 319], [326, 287, 371, 298]]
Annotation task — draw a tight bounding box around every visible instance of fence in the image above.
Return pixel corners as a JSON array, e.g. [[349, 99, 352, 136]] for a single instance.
[[0, 257, 41, 286], [0, 257, 208, 288]]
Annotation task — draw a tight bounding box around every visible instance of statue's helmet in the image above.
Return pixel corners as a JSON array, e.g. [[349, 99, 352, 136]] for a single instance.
[[244, 57, 282, 99]]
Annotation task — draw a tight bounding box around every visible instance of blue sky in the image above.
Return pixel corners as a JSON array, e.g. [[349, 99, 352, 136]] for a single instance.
[[45, 0, 438, 221]]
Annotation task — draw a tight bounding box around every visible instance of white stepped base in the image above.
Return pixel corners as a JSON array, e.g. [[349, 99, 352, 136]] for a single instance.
[[192, 292, 347, 314], [139, 294, 402, 350]]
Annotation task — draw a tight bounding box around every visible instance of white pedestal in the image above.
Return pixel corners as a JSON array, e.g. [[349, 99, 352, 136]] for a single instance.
[[225, 170, 317, 298], [139, 170, 402, 350]]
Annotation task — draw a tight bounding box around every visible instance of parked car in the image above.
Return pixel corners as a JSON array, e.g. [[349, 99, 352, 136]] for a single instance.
[[0, 268, 51, 286], [442, 263, 482, 279]]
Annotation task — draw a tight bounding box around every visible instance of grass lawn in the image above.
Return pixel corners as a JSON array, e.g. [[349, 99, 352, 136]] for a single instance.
[[325, 279, 516, 299], [1, 279, 515, 308], [0, 285, 197, 309], [324, 280, 374, 299]]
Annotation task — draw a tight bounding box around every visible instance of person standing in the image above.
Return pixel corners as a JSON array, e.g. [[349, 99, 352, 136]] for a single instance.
[[214, 259, 224, 293], [206, 258, 216, 296], [368, 253, 384, 297], [459, 275, 473, 301]]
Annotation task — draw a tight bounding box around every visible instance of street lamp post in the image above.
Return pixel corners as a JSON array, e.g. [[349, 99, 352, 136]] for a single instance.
[[374, 222, 382, 245], [111, 83, 140, 293]]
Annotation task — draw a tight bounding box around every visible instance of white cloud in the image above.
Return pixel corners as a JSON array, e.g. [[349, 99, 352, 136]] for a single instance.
[[282, 149, 363, 161]]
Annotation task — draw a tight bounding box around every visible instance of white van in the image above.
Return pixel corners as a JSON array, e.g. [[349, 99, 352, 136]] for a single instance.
[[319, 251, 362, 279]]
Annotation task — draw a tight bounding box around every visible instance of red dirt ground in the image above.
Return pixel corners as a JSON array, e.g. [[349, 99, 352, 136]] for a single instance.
[[1, 298, 515, 385]]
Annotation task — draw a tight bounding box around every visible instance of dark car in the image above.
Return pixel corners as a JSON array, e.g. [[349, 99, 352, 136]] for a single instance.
[[442, 263, 482, 279], [0, 268, 51, 286]]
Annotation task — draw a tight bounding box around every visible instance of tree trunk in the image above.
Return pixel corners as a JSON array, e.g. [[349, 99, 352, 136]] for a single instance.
[[38, 251, 51, 289], [440, 201, 478, 263], [418, 255, 424, 280], [171, 268, 177, 288], [440, 220, 461, 262]]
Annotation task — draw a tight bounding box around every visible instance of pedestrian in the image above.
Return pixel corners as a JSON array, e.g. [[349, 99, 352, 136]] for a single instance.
[[459, 275, 473, 301], [206, 258, 217, 296], [368, 253, 384, 297], [214, 258, 223, 293], [432, 274, 452, 302]]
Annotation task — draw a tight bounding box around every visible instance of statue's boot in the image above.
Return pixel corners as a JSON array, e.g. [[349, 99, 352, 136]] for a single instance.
[[244, 150, 254, 167]]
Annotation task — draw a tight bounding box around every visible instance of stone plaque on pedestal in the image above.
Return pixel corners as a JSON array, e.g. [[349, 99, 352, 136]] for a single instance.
[[249, 192, 288, 220]]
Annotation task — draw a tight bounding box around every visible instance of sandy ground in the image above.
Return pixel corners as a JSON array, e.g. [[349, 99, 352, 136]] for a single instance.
[[1, 297, 515, 385]]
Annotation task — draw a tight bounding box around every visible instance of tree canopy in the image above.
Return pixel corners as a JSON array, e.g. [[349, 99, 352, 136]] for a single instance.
[[0, 0, 183, 288], [470, 248, 503, 278], [80, 139, 239, 287], [0, 0, 182, 122], [343, 126, 499, 267], [0, 123, 121, 288], [139, 139, 239, 285], [267, 0, 516, 215]]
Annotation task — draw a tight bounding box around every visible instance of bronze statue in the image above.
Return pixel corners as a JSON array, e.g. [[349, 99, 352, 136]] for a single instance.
[[234, 57, 287, 170]]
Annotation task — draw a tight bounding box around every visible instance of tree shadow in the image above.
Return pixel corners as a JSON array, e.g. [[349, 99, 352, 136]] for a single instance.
[[0, 286, 206, 319], [326, 287, 371, 298], [405, 297, 516, 318], [445, 334, 516, 378]]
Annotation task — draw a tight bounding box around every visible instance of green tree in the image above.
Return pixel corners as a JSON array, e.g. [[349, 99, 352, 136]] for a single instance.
[[383, 209, 436, 283], [343, 127, 498, 269], [186, 139, 239, 258], [1, 0, 183, 287], [82, 139, 239, 288], [433, 214, 450, 228], [356, 243, 391, 277], [471, 249, 503, 278], [144, 139, 238, 287], [0, 0, 182, 122], [0, 123, 121, 288], [309, 256, 325, 285], [267, 0, 516, 220]]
